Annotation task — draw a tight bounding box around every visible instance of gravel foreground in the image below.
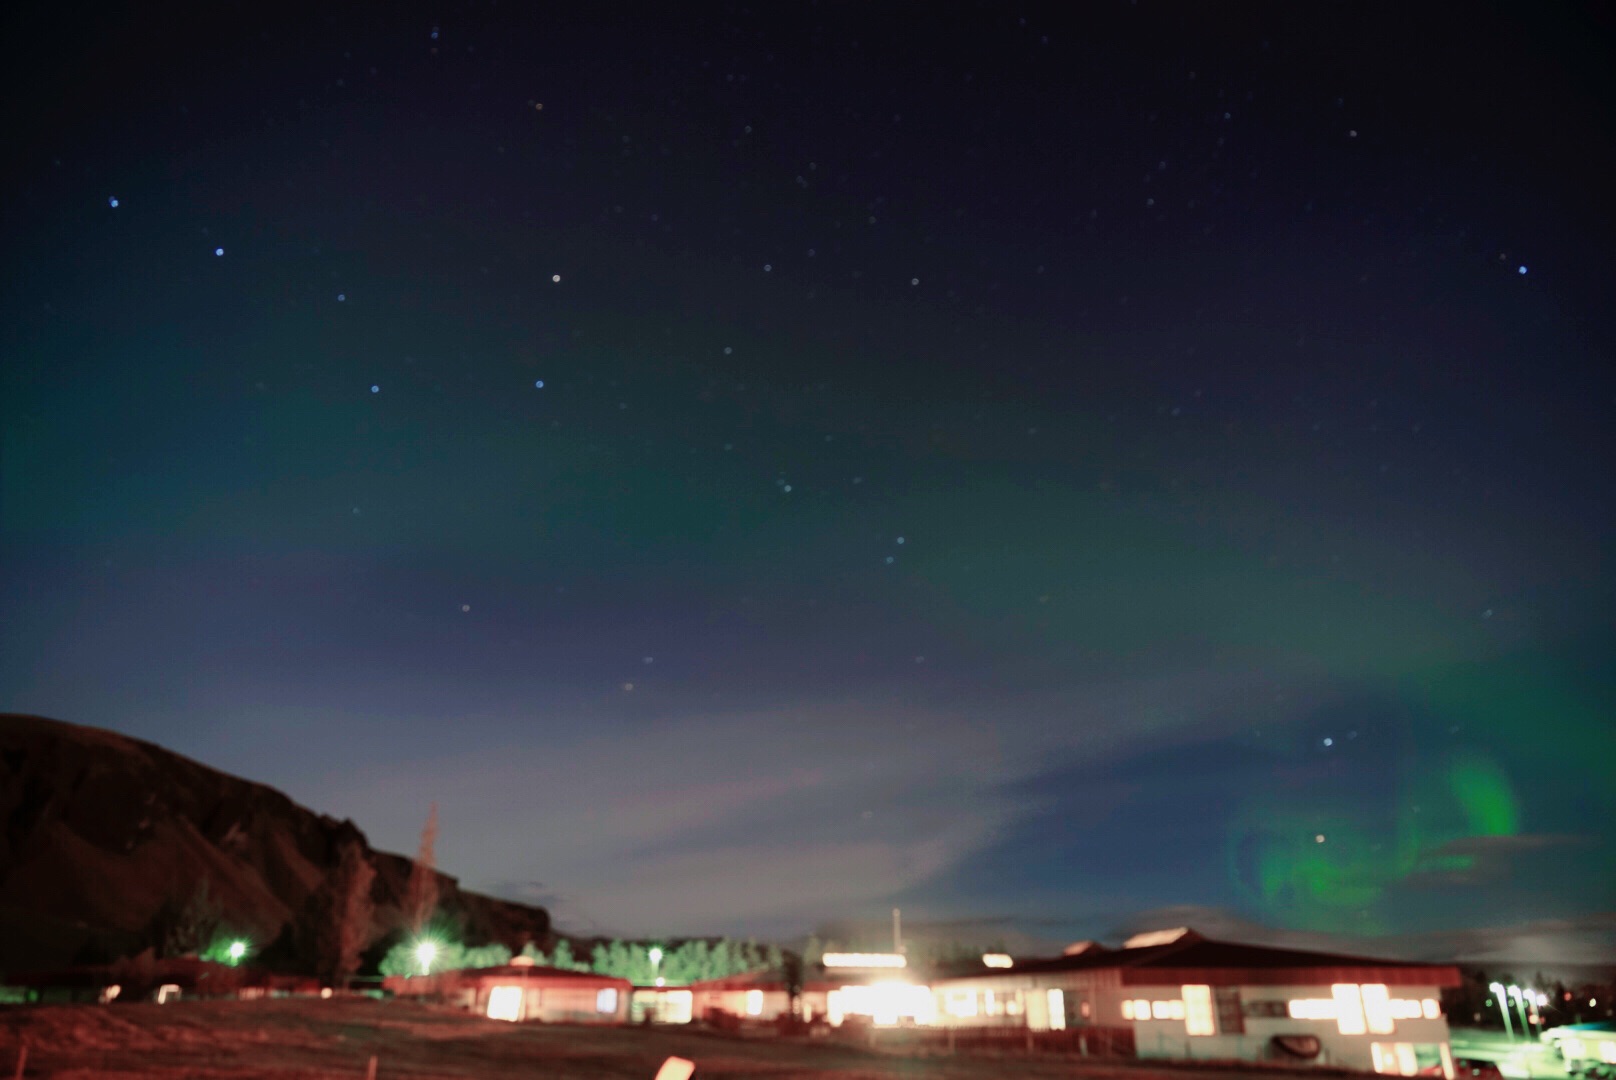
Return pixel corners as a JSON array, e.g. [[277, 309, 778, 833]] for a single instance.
[[0, 998, 1338, 1080]]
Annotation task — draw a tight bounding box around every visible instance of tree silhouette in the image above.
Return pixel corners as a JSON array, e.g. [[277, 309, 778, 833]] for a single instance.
[[402, 803, 439, 935]]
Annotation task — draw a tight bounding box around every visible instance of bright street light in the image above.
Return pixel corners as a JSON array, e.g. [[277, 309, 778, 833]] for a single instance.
[[1508, 986, 1531, 1038], [648, 946, 663, 986], [1490, 983, 1514, 1038], [227, 940, 248, 964], [415, 941, 438, 975]]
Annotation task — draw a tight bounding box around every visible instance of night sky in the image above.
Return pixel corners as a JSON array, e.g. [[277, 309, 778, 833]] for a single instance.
[[4, 3, 1613, 957]]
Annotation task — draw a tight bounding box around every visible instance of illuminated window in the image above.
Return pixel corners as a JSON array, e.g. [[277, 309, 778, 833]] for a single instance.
[[945, 989, 978, 1018], [1333, 984, 1367, 1035], [1389, 999, 1424, 1020], [1362, 984, 1395, 1034], [986, 990, 1004, 1017], [1047, 990, 1066, 1031], [487, 985, 523, 1022], [1152, 999, 1186, 1020], [1122, 1000, 1134, 1020], [1422, 999, 1441, 1020], [1289, 999, 1338, 1020], [597, 988, 618, 1014], [1183, 984, 1215, 1036], [746, 989, 763, 1017]]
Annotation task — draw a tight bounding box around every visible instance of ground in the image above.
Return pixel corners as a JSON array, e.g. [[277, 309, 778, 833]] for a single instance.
[[1448, 1028, 1570, 1080], [1, 998, 1382, 1080]]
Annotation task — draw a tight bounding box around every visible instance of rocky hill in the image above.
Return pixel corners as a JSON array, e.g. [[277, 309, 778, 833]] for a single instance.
[[0, 714, 549, 973]]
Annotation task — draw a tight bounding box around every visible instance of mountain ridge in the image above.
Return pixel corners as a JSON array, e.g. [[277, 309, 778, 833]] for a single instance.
[[0, 713, 549, 973]]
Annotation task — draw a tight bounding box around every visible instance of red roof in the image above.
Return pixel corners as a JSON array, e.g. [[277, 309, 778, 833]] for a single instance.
[[940, 934, 1461, 988]]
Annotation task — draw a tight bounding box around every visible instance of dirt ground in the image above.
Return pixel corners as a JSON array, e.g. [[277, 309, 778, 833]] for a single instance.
[[0, 998, 1341, 1080]]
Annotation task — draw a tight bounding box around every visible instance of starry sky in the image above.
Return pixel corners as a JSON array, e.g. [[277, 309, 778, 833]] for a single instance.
[[3, 2, 1613, 958]]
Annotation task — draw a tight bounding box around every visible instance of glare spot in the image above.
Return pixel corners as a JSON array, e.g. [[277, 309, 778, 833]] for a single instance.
[[214, 247, 225, 256], [910, 277, 919, 286], [552, 274, 561, 282], [1315, 834, 1326, 843], [534, 379, 545, 389], [430, 27, 439, 39], [1517, 265, 1527, 275], [370, 385, 380, 393], [108, 196, 120, 208], [461, 604, 471, 612], [642, 656, 654, 664], [337, 293, 346, 301], [622, 682, 634, 692], [763, 263, 772, 272], [782, 484, 792, 492], [885, 555, 895, 564], [896, 536, 905, 544], [1322, 737, 1334, 747], [723, 346, 733, 354]]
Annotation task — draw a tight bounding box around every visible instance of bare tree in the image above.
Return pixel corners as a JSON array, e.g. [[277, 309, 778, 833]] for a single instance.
[[334, 840, 375, 982], [402, 803, 439, 935]]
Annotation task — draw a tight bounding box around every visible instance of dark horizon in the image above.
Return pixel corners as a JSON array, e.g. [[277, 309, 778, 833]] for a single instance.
[[3, 3, 1613, 958]]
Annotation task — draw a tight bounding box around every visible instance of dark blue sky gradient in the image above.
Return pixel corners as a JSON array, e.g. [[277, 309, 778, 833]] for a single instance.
[[3, 2, 1613, 956]]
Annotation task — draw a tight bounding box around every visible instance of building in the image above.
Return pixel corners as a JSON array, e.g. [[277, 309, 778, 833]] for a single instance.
[[930, 928, 1461, 1076], [385, 959, 631, 1024]]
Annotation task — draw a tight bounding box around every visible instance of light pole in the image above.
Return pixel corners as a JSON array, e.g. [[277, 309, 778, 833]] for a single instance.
[[1508, 986, 1530, 1040], [1491, 983, 1514, 1039], [649, 946, 664, 988]]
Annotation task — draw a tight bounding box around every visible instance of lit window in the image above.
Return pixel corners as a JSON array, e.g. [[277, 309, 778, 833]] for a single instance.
[[1289, 999, 1338, 1020], [1135, 998, 1151, 1020], [746, 989, 763, 1017], [1152, 999, 1186, 1020], [1397, 1043, 1418, 1075], [1047, 989, 1066, 1031], [1422, 999, 1441, 1020], [945, 989, 978, 1018], [1362, 984, 1395, 1034], [1389, 999, 1425, 1020], [1183, 984, 1215, 1036], [597, 988, 618, 1014], [487, 985, 523, 1022], [1333, 984, 1367, 1035], [1122, 1000, 1134, 1020]]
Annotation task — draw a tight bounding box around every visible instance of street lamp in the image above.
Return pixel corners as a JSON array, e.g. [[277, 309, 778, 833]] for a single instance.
[[227, 940, 248, 965], [1490, 983, 1514, 1038], [1507, 986, 1531, 1039], [416, 941, 438, 976], [648, 946, 664, 987]]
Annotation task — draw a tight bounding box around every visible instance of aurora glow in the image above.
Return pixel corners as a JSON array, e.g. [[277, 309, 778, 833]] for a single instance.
[[2, 2, 1612, 955]]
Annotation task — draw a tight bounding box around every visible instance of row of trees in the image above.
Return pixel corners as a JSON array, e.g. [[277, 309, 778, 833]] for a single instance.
[[375, 935, 787, 984]]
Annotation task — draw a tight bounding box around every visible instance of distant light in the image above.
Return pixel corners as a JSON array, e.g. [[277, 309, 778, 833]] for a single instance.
[[552, 274, 561, 282], [763, 263, 772, 272], [461, 604, 471, 612], [534, 379, 545, 388], [648, 946, 663, 964], [1322, 737, 1334, 747], [910, 277, 919, 286], [416, 941, 438, 974], [1315, 834, 1326, 843], [723, 346, 732, 355], [227, 940, 248, 963], [1518, 265, 1528, 275], [370, 385, 380, 393], [108, 196, 120, 208], [822, 952, 907, 969], [337, 293, 346, 301], [982, 953, 1013, 968], [214, 247, 225, 256]]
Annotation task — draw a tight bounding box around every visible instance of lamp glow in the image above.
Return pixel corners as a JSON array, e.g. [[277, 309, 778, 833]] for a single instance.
[[227, 940, 248, 964], [416, 941, 438, 975]]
